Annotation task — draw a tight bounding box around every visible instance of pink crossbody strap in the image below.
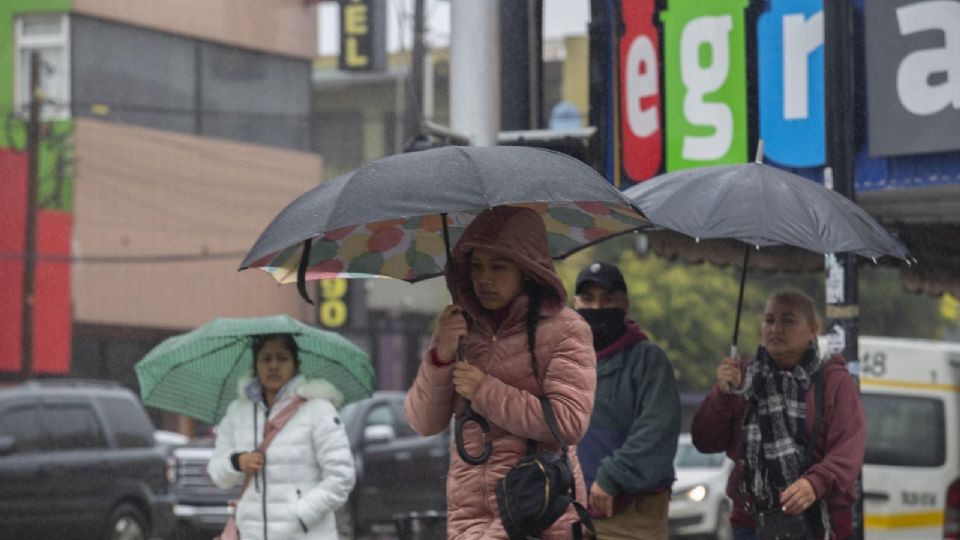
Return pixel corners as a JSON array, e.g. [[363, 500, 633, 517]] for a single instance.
[[238, 396, 307, 494]]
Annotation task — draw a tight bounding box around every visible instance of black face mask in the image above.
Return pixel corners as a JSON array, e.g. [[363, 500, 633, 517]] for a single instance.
[[577, 308, 627, 351]]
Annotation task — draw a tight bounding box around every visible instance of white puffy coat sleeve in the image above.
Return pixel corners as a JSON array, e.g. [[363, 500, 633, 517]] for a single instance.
[[294, 399, 357, 526], [208, 400, 248, 489]]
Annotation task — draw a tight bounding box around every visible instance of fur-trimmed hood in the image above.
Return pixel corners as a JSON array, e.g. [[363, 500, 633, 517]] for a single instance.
[[237, 375, 346, 409]]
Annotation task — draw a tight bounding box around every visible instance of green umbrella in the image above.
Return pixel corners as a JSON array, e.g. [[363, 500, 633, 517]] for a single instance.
[[135, 315, 374, 424]]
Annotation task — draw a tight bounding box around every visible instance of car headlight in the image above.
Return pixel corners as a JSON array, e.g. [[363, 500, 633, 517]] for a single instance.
[[166, 456, 179, 484], [674, 484, 708, 502]]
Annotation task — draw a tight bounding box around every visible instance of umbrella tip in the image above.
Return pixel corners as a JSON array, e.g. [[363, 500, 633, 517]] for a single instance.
[[754, 140, 765, 164]]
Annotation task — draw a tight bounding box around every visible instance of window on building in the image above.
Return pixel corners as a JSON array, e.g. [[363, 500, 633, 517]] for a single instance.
[[15, 14, 70, 120]]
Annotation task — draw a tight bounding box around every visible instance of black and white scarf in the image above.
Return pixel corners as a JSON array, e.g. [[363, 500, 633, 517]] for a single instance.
[[741, 343, 831, 538]]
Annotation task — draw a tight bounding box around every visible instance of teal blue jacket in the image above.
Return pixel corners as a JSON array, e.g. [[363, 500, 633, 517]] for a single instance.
[[579, 321, 681, 497]]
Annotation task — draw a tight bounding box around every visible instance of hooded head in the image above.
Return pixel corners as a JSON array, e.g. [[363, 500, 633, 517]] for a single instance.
[[447, 206, 566, 322]]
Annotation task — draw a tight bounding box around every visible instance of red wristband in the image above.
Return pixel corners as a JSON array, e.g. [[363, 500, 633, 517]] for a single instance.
[[430, 348, 453, 367]]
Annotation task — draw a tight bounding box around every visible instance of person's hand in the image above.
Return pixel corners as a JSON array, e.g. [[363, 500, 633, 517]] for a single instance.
[[589, 482, 614, 518], [452, 362, 484, 400], [435, 305, 468, 363], [716, 357, 742, 394], [238, 452, 264, 474], [780, 477, 817, 515]]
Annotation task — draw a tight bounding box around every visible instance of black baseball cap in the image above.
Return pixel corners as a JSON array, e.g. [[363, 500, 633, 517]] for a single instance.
[[575, 261, 627, 295]]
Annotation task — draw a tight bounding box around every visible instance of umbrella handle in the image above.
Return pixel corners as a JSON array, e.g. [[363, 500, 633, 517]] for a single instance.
[[454, 398, 492, 465], [726, 343, 752, 396], [449, 335, 492, 465]]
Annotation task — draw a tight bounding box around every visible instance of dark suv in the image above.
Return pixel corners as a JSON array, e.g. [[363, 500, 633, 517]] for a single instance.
[[0, 379, 175, 540], [170, 391, 448, 538]]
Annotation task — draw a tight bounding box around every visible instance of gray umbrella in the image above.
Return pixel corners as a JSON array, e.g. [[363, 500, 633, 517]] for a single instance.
[[241, 145, 650, 294], [623, 158, 911, 365]]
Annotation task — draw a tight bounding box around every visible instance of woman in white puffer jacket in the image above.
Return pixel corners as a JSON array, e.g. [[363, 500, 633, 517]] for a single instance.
[[208, 334, 356, 540]]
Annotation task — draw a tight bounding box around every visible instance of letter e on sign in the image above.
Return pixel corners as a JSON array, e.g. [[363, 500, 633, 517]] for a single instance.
[[620, 0, 663, 183]]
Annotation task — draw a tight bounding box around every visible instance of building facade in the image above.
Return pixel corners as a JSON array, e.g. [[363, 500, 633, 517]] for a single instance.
[[1, 1, 323, 402]]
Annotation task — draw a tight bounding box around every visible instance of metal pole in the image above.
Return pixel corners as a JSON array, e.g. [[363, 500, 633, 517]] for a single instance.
[[500, 0, 542, 130], [450, 0, 500, 146], [404, 0, 426, 144], [823, 1, 863, 538], [21, 52, 42, 381]]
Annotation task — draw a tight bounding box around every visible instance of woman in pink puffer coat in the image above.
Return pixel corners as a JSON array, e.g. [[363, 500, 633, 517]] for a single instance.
[[404, 206, 597, 539]]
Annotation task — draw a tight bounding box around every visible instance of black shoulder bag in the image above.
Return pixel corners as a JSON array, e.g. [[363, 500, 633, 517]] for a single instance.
[[754, 369, 826, 540], [495, 394, 595, 540]]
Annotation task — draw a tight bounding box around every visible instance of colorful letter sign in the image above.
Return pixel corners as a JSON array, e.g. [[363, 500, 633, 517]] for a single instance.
[[866, 0, 960, 156], [758, 0, 825, 167], [620, 0, 662, 182], [661, 0, 749, 171], [339, 0, 386, 72]]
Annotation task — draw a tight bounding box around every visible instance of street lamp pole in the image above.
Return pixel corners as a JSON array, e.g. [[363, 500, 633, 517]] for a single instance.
[[823, 1, 863, 538], [21, 51, 42, 381]]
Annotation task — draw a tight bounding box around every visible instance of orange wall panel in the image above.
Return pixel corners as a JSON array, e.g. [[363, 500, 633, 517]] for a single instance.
[[72, 0, 317, 59]]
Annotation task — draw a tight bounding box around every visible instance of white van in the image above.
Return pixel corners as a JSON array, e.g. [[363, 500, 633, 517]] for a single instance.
[[838, 336, 960, 540]]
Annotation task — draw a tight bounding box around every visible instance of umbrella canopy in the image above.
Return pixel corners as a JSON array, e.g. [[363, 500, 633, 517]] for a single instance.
[[135, 315, 374, 424], [240, 146, 650, 288], [622, 162, 911, 261], [623, 160, 911, 364]]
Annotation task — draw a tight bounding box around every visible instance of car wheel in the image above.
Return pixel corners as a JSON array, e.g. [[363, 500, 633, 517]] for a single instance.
[[714, 501, 733, 540], [102, 503, 148, 540]]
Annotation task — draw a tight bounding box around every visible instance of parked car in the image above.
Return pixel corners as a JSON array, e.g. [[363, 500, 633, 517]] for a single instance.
[[669, 433, 734, 540], [0, 379, 176, 540], [169, 390, 449, 539]]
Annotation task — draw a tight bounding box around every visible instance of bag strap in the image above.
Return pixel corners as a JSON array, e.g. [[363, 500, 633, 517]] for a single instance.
[[539, 395, 597, 538], [239, 397, 307, 494], [804, 369, 825, 470], [538, 396, 568, 453]]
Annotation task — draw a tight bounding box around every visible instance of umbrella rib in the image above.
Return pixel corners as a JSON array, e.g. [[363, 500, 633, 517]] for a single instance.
[[459, 147, 490, 208]]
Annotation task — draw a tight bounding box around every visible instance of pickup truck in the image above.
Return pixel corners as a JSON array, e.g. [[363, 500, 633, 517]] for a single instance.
[[168, 391, 449, 539]]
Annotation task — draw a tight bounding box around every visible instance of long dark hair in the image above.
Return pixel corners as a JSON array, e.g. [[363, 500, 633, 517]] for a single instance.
[[525, 281, 543, 380], [251, 333, 300, 374]]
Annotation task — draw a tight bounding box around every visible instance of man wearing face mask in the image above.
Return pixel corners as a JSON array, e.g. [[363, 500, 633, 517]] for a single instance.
[[574, 262, 681, 540]]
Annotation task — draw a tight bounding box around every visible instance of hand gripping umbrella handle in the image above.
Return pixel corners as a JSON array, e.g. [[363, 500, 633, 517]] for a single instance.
[[452, 341, 492, 465], [726, 343, 752, 396]]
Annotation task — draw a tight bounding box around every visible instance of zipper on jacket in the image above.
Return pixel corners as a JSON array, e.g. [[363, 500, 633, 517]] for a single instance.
[[296, 489, 308, 533], [261, 405, 269, 540]]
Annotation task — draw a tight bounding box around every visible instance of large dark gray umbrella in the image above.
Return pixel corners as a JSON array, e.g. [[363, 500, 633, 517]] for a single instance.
[[623, 156, 911, 363], [241, 145, 650, 295], [241, 145, 650, 465]]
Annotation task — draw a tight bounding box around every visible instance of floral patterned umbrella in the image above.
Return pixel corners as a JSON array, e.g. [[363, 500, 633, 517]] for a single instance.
[[240, 146, 650, 301]]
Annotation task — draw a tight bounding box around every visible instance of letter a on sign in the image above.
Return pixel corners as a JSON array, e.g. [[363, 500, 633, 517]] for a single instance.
[[620, 0, 663, 183], [866, 0, 960, 156], [662, 0, 749, 171]]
